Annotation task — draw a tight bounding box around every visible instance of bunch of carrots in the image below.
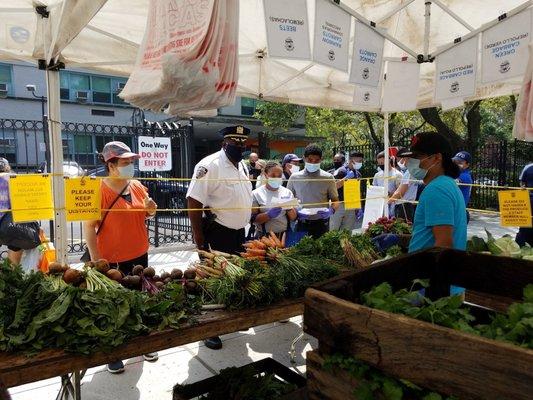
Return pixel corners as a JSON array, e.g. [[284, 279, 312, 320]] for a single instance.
[[240, 232, 286, 261]]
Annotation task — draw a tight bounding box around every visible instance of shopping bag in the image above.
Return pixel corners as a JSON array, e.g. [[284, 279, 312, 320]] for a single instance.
[[20, 247, 41, 273], [0, 212, 40, 250], [37, 232, 55, 274]]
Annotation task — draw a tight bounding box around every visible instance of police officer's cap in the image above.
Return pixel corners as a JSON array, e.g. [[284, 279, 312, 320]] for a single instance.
[[219, 125, 250, 142]]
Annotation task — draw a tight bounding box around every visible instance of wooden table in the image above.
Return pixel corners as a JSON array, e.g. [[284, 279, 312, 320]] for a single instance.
[[0, 299, 303, 399]]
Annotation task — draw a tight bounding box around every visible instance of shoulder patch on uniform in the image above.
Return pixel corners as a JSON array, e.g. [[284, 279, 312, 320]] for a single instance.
[[196, 166, 208, 179]]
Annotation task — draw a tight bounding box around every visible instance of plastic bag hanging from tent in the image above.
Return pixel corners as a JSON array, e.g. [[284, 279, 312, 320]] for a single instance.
[[513, 43, 533, 142], [119, 0, 239, 115]]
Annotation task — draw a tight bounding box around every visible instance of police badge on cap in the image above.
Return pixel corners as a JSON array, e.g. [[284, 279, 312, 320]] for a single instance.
[[220, 125, 251, 142]]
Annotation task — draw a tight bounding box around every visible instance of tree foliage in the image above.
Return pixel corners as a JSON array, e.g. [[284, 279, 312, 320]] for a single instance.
[[253, 101, 302, 133], [252, 96, 517, 156]]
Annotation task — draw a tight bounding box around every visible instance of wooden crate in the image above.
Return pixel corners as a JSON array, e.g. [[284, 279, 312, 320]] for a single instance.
[[304, 248, 533, 400], [173, 357, 307, 400]]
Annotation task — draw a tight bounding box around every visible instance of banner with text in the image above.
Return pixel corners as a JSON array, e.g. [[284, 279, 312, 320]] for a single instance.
[[313, 0, 351, 72], [481, 9, 532, 83], [435, 37, 478, 102], [498, 189, 532, 227], [65, 178, 101, 222], [353, 84, 381, 108], [138, 136, 172, 172], [381, 61, 420, 112], [349, 21, 384, 87], [263, 0, 311, 60], [9, 174, 53, 222]]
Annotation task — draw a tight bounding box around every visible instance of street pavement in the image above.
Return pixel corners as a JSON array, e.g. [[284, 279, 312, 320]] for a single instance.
[[8, 212, 519, 400]]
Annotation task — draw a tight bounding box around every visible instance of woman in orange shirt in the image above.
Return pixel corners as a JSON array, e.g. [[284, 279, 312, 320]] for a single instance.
[[84, 141, 157, 275], [83, 141, 158, 373]]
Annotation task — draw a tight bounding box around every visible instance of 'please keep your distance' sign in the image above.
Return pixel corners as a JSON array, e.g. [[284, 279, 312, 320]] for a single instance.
[[138, 136, 172, 172]]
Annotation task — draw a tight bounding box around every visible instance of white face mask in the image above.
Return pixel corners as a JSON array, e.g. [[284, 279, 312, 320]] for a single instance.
[[305, 162, 320, 173], [117, 163, 135, 179], [289, 164, 300, 174], [354, 162, 363, 170], [397, 161, 406, 170], [267, 177, 282, 189]]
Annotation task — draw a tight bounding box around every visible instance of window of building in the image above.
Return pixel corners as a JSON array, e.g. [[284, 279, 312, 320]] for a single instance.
[[241, 97, 257, 116], [0, 129, 16, 162], [60, 71, 70, 100], [0, 64, 13, 96], [91, 109, 115, 117], [58, 71, 128, 106], [74, 135, 93, 154], [92, 76, 111, 103]]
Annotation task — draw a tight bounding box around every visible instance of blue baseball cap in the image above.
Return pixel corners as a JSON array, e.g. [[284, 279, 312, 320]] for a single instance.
[[452, 151, 472, 164], [282, 154, 302, 166]]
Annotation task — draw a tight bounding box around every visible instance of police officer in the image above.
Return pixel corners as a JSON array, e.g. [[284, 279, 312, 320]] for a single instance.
[[186, 125, 252, 350]]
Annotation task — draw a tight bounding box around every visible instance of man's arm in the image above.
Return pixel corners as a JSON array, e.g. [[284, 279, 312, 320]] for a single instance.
[[432, 225, 454, 248], [187, 197, 205, 249]]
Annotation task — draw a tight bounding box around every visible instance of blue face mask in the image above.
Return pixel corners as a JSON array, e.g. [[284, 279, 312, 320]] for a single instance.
[[267, 177, 282, 189], [305, 162, 320, 173], [407, 156, 433, 180]]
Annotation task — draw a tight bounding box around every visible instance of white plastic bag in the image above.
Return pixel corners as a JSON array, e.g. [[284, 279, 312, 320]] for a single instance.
[[20, 247, 41, 273], [120, 0, 238, 115]]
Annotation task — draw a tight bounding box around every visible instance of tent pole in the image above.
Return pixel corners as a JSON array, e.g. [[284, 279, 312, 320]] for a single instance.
[[432, 0, 532, 57], [431, 0, 474, 31], [376, 0, 416, 24], [330, 0, 419, 59], [423, 1, 431, 59], [45, 67, 68, 264], [383, 112, 390, 218]]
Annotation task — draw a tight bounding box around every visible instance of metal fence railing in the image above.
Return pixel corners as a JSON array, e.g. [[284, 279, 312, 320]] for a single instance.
[[336, 138, 533, 211], [0, 118, 194, 255]]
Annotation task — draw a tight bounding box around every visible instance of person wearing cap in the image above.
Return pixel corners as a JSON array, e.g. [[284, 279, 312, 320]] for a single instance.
[[372, 151, 403, 216], [329, 153, 357, 232], [452, 151, 473, 223], [83, 141, 158, 373], [282, 154, 302, 187], [388, 149, 420, 222], [255, 159, 267, 188], [186, 125, 252, 350], [400, 132, 466, 252], [287, 144, 339, 239], [516, 162, 533, 247]]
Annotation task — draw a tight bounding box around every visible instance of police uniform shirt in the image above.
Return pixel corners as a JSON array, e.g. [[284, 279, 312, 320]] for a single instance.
[[187, 150, 252, 230], [287, 169, 338, 217]]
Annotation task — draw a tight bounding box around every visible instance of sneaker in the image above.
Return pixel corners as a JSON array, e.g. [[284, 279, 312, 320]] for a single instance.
[[143, 352, 159, 362], [107, 360, 125, 374]]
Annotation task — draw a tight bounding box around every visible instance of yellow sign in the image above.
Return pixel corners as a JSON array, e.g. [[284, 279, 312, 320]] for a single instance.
[[9, 174, 54, 222], [65, 178, 101, 221], [344, 179, 362, 210], [498, 190, 532, 227]]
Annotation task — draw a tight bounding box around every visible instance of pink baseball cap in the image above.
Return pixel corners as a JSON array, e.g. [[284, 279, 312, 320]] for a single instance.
[[101, 141, 140, 162]]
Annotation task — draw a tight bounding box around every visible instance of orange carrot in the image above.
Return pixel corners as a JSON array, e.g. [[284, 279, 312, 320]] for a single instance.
[[246, 248, 267, 256], [281, 232, 286, 248]]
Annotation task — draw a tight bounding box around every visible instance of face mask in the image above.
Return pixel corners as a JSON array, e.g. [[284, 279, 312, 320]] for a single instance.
[[407, 156, 435, 180], [305, 162, 320, 173], [354, 162, 363, 170], [378, 165, 384, 171], [397, 161, 406, 170], [289, 164, 300, 174], [117, 163, 135, 179], [333, 161, 343, 169], [267, 177, 282, 189], [224, 143, 244, 163], [250, 161, 256, 167]]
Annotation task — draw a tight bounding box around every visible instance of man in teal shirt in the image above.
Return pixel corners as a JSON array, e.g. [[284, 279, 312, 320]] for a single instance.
[[398, 132, 467, 252]]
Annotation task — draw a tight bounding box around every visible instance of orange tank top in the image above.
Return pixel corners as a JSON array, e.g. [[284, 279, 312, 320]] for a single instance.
[[96, 180, 150, 263]]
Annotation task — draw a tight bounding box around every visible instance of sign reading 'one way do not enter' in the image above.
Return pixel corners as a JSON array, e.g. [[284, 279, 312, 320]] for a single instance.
[[138, 136, 172, 172]]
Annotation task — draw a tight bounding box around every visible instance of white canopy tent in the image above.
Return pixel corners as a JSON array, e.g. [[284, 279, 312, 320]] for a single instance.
[[0, 0, 531, 261]]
